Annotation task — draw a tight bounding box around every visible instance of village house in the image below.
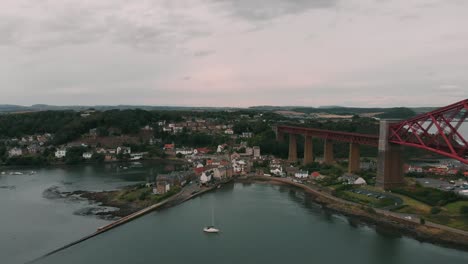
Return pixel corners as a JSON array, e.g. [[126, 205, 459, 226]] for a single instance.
[[96, 148, 107, 154], [82, 152, 93, 159], [309, 171, 324, 181], [154, 180, 171, 195], [212, 166, 234, 180], [270, 167, 284, 177], [240, 132, 253, 138], [175, 148, 193, 155], [253, 146, 261, 158], [55, 149, 67, 158], [107, 148, 117, 154], [408, 165, 423, 173], [224, 128, 234, 135], [200, 170, 213, 185], [117, 146, 131, 155], [27, 144, 42, 155], [193, 148, 210, 155], [230, 152, 241, 161], [285, 166, 299, 177], [295, 170, 309, 179], [245, 147, 253, 156], [8, 147, 23, 157]]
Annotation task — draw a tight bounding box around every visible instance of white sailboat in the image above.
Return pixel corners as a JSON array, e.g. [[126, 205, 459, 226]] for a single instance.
[[203, 207, 219, 233]]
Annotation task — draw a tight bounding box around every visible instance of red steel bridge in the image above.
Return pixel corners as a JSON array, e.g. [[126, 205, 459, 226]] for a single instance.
[[275, 99, 468, 189]]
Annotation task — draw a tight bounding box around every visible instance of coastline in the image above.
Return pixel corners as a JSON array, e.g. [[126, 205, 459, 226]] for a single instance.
[[243, 176, 468, 252], [0, 157, 187, 170], [33, 176, 468, 262]]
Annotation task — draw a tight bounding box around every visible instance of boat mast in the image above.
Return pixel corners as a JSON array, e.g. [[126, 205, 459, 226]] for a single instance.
[[211, 207, 215, 226]]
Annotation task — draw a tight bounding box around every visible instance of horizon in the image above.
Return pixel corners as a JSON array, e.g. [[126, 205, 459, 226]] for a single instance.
[[0, 102, 447, 109], [1, 0, 467, 107]]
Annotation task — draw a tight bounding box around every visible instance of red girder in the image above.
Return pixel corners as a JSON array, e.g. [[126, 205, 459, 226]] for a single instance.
[[389, 99, 468, 164], [277, 126, 378, 146], [276, 99, 467, 164]]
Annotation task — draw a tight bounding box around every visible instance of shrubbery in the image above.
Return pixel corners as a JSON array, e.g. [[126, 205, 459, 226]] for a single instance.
[[391, 186, 461, 206], [461, 206, 468, 215]]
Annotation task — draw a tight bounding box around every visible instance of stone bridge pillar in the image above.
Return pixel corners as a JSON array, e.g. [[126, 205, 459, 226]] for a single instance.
[[275, 126, 284, 142], [323, 139, 334, 164], [303, 135, 314, 165], [348, 143, 360, 173], [376, 120, 404, 189], [288, 134, 298, 162]]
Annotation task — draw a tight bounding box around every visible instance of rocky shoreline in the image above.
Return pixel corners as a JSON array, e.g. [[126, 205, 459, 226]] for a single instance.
[[245, 177, 468, 252], [73, 190, 141, 218]]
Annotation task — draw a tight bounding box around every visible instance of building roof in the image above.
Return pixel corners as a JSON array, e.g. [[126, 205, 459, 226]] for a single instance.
[[164, 144, 174, 149]]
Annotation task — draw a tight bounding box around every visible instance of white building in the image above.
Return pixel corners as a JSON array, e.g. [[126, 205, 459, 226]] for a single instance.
[[253, 146, 261, 158], [175, 148, 193, 155], [270, 167, 284, 177], [117, 146, 131, 155], [8, 147, 23, 157], [245, 147, 253, 156], [294, 170, 309, 179], [217, 145, 224, 153], [200, 171, 212, 184], [55, 149, 67, 158], [241, 132, 253, 138], [82, 152, 93, 159], [224, 129, 234, 135]]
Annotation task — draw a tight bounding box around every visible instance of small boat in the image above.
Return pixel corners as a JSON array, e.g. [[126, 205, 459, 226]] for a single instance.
[[203, 207, 219, 233], [203, 226, 219, 233]]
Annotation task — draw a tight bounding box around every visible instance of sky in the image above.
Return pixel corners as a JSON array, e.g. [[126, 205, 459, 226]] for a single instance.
[[0, 0, 467, 108]]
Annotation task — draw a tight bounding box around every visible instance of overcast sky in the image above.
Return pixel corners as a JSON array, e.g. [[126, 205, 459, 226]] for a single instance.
[[1, 0, 467, 107]]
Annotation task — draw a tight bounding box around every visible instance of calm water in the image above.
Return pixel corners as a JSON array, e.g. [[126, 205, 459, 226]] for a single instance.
[[34, 182, 468, 264], [0, 162, 178, 264]]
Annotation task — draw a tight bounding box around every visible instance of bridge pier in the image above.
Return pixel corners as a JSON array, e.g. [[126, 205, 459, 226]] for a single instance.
[[323, 139, 334, 164], [288, 134, 298, 163], [303, 135, 314, 165], [376, 120, 404, 189], [348, 143, 360, 173], [275, 127, 284, 142]]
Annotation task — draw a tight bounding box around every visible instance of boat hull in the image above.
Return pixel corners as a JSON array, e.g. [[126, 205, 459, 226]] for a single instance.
[[203, 227, 219, 233]]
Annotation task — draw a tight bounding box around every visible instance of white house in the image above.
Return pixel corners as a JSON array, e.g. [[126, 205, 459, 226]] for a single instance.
[[217, 145, 224, 153], [294, 170, 309, 179], [8, 147, 23, 157], [241, 132, 253, 138], [224, 128, 234, 135], [270, 167, 284, 177], [55, 149, 67, 158], [245, 147, 253, 156], [175, 148, 193, 155], [117, 146, 131, 155], [82, 152, 93, 159], [253, 146, 261, 158], [200, 171, 212, 184]]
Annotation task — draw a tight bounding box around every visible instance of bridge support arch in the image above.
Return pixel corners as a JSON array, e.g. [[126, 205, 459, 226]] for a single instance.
[[376, 120, 404, 189]]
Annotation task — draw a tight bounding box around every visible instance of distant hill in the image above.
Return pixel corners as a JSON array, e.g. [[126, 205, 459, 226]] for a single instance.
[[0, 104, 243, 113]]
